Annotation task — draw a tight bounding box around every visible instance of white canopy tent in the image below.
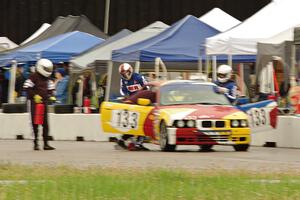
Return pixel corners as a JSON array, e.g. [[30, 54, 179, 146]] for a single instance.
[[20, 23, 51, 45], [206, 0, 300, 56], [256, 27, 295, 95], [198, 7, 241, 32], [258, 27, 294, 44], [70, 21, 169, 69], [69, 21, 169, 103], [0, 37, 18, 52]]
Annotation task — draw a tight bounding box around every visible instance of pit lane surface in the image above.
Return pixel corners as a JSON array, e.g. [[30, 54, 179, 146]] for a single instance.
[[1, 140, 300, 172]]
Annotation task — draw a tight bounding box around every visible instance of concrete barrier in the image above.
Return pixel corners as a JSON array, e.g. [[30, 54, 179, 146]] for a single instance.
[[0, 113, 32, 139], [0, 113, 114, 141], [251, 115, 300, 148], [1, 113, 300, 148]]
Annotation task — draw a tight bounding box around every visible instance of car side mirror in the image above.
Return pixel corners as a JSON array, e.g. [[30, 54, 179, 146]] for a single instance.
[[137, 98, 151, 106]]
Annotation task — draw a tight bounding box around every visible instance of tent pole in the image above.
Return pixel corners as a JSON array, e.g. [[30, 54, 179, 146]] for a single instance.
[[159, 58, 168, 80], [198, 56, 203, 75], [105, 61, 113, 101], [77, 77, 84, 107], [8, 60, 17, 103], [228, 54, 232, 67], [212, 56, 217, 82], [155, 57, 159, 81], [104, 0, 111, 34], [198, 48, 202, 74], [91, 72, 98, 108], [205, 55, 209, 80], [134, 61, 140, 73], [239, 63, 245, 95], [291, 44, 296, 79]]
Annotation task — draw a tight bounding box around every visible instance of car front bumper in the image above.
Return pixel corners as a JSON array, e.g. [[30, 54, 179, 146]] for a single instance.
[[166, 127, 251, 145]]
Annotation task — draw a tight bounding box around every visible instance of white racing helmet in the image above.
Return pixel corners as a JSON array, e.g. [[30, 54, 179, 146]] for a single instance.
[[119, 63, 133, 80], [36, 58, 53, 77], [217, 64, 232, 83]]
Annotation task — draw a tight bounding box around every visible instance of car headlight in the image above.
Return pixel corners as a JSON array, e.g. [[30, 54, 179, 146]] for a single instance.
[[176, 120, 185, 128], [240, 120, 248, 127], [186, 120, 195, 127], [231, 120, 239, 127]]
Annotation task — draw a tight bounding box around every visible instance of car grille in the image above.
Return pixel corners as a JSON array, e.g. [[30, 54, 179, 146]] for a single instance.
[[198, 120, 226, 128]]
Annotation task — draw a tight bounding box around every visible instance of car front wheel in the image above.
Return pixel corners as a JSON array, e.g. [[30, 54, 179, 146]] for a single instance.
[[199, 144, 214, 152], [159, 121, 176, 152], [233, 144, 249, 151]]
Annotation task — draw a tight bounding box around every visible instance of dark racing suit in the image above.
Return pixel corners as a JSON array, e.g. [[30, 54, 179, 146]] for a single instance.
[[23, 72, 55, 146], [119, 73, 148, 150]]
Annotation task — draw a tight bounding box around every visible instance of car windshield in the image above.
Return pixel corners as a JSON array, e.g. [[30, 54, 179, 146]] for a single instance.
[[159, 83, 230, 106]]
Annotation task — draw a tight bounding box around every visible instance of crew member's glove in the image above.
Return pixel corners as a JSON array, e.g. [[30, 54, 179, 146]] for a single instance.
[[217, 87, 229, 94], [49, 96, 57, 102], [34, 95, 43, 103], [14, 91, 18, 98]]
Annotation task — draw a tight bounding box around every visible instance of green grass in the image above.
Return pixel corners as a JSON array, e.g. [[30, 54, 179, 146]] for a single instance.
[[0, 164, 299, 200]]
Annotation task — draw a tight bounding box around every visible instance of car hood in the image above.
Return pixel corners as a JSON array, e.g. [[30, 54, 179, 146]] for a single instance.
[[158, 104, 247, 121]]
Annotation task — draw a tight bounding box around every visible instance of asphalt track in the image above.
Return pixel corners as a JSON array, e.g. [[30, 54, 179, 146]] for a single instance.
[[1, 140, 300, 172]]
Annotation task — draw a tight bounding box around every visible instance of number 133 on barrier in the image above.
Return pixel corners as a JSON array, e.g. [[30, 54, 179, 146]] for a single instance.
[[247, 108, 268, 128]]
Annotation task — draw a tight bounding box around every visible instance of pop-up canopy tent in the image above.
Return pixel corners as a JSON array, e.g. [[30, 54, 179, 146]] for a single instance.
[[68, 29, 133, 106], [70, 28, 133, 72], [0, 31, 104, 65], [20, 23, 51, 45], [0, 15, 107, 56], [112, 15, 219, 63], [294, 26, 300, 44], [292, 25, 300, 79], [108, 16, 219, 100], [2, 31, 104, 104], [22, 15, 108, 48], [70, 21, 168, 101], [256, 27, 294, 94], [70, 21, 169, 71], [112, 15, 254, 64], [70, 21, 169, 103], [198, 7, 241, 32], [109, 15, 254, 100], [0, 37, 18, 52], [257, 27, 294, 79], [206, 0, 300, 56]]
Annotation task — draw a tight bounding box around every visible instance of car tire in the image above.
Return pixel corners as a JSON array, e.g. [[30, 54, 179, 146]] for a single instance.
[[159, 121, 176, 152], [233, 144, 249, 151], [199, 144, 214, 152]]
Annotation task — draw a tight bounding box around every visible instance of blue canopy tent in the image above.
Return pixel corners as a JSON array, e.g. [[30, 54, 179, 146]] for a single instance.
[[112, 15, 255, 63], [109, 15, 254, 100], [0, 31, 104, 66], [0, 31, 104, 104]]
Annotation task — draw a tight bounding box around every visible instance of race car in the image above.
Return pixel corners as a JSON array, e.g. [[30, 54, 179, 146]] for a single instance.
[[101, 80, 255, 152]]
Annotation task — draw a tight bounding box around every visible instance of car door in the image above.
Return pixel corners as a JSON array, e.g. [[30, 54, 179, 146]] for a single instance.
[[101, 101, 154, 136]]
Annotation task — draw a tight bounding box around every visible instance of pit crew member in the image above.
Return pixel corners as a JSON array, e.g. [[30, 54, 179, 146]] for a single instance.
[[214, 64, 237, 104]]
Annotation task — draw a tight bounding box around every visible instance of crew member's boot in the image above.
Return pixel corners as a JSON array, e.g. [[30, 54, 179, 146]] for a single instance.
[[116, 139, 127, 149], [135, 136, 149, 151], [43, 141, 55, 150], [33, 139, 40, 151]]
